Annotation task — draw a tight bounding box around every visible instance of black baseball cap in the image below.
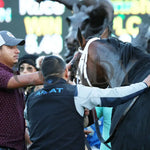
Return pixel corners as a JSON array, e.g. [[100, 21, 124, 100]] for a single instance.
[[0, 30, 25, 46]]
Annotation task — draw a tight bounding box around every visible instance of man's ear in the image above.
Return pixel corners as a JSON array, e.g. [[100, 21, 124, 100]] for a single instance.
[[64, 68, 69, 80]]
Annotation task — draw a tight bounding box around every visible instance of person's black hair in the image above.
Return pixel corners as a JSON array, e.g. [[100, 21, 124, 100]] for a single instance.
[[41, 55, 66, 80]]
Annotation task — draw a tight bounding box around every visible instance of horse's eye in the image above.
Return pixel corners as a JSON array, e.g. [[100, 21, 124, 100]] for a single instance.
[[81, 19, 89, 30]]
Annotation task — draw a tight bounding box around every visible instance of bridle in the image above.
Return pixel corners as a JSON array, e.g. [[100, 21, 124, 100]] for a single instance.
[[76, 37, 100, 87], [75, 37, 111, 149]]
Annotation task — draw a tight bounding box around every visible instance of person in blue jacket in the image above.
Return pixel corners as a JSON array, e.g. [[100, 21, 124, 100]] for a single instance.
[[26, 55, 150, 150]]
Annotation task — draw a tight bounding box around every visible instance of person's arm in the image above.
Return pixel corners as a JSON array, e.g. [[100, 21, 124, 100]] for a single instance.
[[74, 80, 149, 116], [80, 82, 147, 107], [7, 71, 43, 89]]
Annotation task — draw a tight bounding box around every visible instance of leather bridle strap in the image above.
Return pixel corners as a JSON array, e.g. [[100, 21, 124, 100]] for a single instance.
[[85, 137, 92, 150], [77, 37, 100, 87], [92, 108, 111, 149]]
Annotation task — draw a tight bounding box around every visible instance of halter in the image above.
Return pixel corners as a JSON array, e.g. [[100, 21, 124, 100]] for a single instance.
[[76, 37, 100, 86]]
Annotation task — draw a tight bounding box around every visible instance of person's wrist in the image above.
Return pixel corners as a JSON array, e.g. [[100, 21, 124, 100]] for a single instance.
[[143, 82, 149, 88]]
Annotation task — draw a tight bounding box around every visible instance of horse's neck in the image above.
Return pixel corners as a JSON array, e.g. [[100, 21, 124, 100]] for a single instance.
[[125, 58, 150, 84], [108, 59, 137, 87]]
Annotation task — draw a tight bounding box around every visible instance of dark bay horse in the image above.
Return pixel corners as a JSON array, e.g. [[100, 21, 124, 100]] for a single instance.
[[71, 30, 150, 150]]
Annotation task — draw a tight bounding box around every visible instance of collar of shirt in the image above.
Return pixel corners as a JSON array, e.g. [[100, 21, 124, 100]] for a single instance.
[[44, 77, 67, 88], [0, 62, 19, 75]]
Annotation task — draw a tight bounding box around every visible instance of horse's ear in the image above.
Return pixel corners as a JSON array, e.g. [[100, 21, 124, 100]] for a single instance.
[[77, 28, 86, 50]]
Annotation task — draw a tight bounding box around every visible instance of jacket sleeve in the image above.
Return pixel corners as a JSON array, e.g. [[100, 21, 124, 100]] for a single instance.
[[74, 82, 148, 116]]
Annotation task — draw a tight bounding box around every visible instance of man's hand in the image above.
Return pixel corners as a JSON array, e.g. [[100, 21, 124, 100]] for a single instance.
[[84, 129, 92, 137], [143, 75, 150, 87]]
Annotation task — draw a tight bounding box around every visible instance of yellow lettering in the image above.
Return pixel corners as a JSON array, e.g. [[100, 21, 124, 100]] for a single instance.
[[113, 0, 150, 15], [146, 1, 150, 13], [38, 16, 52, 36], [113, 16, 127, 36], [24, 16, 38, 34], [24, 16, 62, 36], [48, 16, 56, 35], [126, 16, 142, 36], [54, 17, 62, 35], [139, 0, 146, 14], [112, 0, 149, 37], [130, 2, 139, 15]]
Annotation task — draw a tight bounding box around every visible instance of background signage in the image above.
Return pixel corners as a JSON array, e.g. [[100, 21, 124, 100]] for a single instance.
[[112, 0, 150, 41], [0, 0, 150, 56], [0, 0, 70, 57]]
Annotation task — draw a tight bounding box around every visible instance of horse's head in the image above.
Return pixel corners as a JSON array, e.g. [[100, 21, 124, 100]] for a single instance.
[[75, 28, 150, 88], [68, 28, 110, 88], [65, 0, 114, 61]]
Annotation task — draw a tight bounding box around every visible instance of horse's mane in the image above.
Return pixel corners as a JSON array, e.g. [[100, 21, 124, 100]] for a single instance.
[[105, 37, 150, 67]]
